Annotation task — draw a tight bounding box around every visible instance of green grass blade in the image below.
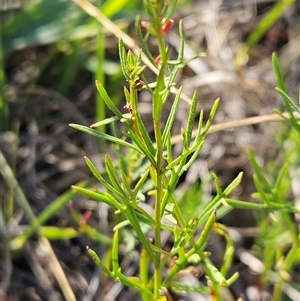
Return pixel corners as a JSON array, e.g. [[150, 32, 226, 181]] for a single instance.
[[272, 53, 287, 92], [275, 88, 300, 133], [247, 0, 296, 47], [275, 88, 300, 114]]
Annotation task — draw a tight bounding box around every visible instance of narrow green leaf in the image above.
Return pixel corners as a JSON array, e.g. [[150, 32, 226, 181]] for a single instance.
[[225, 272, 239, 287], [170, 282, 209, 294], [248, 149, 273, 192], [274, 163, 290, 196], [133, 168, 150, 195], [120, 170, 132, 195], [212, 173, 223, 196], [173, 218, 199, 250], [272, 54, 300, 132], [272, 53, 287, 92], [105, 155, 127, 197], [196, 172, 242, 227], [127, 50, 135, 72], [124, 86, 131, 103], [182, 141, 204, 172], [182, 128, 189, 150], [87, 246, 114, 277], [186, 90, 198, 145], [275, 88, 300, 133], [223, 172, 243, 195], [152, 59, 167, 120], [72, 185, 124, 211], [202, 261, 226, 284], [131, 64, 147, 79], [84, 156, 108, 186], [95, 80, 123, 118], [162, 86, 182, 148], [70, 123, 141, 153], [118, 39, 130, 80], [113, 213, 174, 232], [162, 0, 176, 20], [112, 230, 119, 273], [194, 209, 217, 251], [192, 109, 204, 144], [125, 206, 156, 262], [165, 138, 203, 171], [88, 245, 153, 297], [203, 98, 219, 134], [163, 210, 216, 288], [275, 88, 300, 113], [253, 174, 271, 206], [133, 112, 156, 155], [90, 116, 119, 128], [84, 156, 127, 199], [40, 226, 79, 240], [247, 0, 296, 47], [128, 131, 156, 166], [225, 198, 266, 210], [177, 19, 185, 62], [82, 224, 112, 245], [166, 132, 173, 164]]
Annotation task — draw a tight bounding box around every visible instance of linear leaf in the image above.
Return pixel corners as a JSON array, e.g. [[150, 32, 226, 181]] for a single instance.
[[162, 86, 182, 148], [105, 154, 127, 197], [248, 149, 273, 192], [72, 185, 124, 211], [70, 123, 141, 153], [95, 80, 123, 118], [186, 90, 198, 145]]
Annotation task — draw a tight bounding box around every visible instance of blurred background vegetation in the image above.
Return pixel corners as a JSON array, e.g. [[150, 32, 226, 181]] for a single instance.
[[1, 0, 299, 300]]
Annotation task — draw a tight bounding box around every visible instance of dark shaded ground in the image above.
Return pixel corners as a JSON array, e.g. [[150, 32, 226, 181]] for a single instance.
[[1, 0, 300, 300]]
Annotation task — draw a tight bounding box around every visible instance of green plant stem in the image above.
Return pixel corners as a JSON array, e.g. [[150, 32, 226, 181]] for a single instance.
[[151, 16, 169, 300]]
